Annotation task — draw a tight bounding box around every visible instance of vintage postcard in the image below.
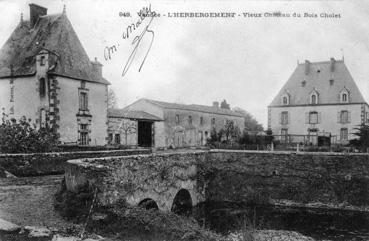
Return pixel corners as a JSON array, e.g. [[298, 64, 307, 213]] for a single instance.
[[0, 0, 368, 240]]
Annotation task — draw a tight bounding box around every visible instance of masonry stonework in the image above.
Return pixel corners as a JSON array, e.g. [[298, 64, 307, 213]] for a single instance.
[[65, 150, 369, 212]]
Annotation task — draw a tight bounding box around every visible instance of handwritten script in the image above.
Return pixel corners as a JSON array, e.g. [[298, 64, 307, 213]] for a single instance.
[[104, 5, 156, 77]]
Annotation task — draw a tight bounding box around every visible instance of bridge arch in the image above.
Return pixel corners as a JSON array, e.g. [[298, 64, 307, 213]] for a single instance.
[[171, 188, 193, 215], [138, 198, 159, 210]]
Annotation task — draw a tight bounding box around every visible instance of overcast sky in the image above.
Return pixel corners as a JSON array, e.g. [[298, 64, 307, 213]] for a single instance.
[[1, 0, 369, 128]]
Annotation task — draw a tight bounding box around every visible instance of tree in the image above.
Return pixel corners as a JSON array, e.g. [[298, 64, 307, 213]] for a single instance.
[[0, 113, 59, 153], [119, 119, 136, 146], [220, 99, 230, 109], [232, 107, 263, 132], [223, 120, 241, 141], [108, 88, 117, 109], [209, 127, 219, 142], [351, 124, 369, 152]]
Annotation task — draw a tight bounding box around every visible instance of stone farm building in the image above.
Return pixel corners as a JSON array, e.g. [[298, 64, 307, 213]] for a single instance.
[[0, 4, 110, 146], [268, 58, 369, 145], [108, 98, 244, 148]]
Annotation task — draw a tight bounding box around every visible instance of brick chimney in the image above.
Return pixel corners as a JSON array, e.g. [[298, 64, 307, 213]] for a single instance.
[[212, 101, 219, 108], [91, 57, 102, 77], [29, 3, 47, 28], [330, 57, 335, 72], [304, 60, 310, 75]]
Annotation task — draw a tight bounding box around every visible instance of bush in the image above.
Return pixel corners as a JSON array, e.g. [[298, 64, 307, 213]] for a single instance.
[[89, 200, 222, 241], [350, 124, 369, 152], [0, 115, 59, 153], [54, 178, 95, 222]]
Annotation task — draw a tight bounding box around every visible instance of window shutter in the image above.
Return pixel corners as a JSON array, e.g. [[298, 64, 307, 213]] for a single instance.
[[86, 94, 89, 109], [337, 111, 341, 123], [305, 112, 309, 124], [348, 111, 351, 123], [318, 112, 321, 124], [279, 113, 282, 124], [288, 112, 291, 124]]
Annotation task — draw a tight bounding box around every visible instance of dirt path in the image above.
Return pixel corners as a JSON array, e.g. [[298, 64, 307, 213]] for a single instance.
[[0, 175, 73, 229]]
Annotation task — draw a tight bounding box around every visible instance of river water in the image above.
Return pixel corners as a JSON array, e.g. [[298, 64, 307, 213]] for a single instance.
[[194, 202, 369, 241]]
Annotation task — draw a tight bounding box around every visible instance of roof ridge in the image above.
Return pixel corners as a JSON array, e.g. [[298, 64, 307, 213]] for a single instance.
[[298, 59, 344, 65], [39, 13, 63, 18], [142, 98, 244, 117]]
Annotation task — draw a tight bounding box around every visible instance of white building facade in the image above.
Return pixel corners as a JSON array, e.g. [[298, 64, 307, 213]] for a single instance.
[[0, 4, 109, 146], [268, 58, 369, 145]]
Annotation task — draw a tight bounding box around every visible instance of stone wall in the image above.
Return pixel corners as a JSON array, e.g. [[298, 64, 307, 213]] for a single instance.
[[64, 150, 369, 211], [65, 151, 208, 211], [206, 150, 369, 207], [0, 149, 150, 177]]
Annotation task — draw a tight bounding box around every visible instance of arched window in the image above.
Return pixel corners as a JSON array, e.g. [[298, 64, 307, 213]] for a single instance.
[[311, 94, 317, 104], [281, 93, 290, 105], [342, 94, 347, 102], [309, 89, 319, 105], [283, 96, 288, 104], [340, 88, 350, 103]]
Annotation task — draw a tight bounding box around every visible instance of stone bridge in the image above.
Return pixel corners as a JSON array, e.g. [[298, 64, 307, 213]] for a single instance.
[[65, 151, 207, 212], [64, 150, 369, 212]]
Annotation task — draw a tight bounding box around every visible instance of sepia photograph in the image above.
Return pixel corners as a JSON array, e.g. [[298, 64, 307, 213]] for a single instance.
[[0, 0, 368, 240]]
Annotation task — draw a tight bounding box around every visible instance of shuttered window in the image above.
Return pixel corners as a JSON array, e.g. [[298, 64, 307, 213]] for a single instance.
[[340, 128, 348, 141], [338, 110, 350, 124], [79, 92, 88, 110], [308, 111, 319, 124], [280, 111, 289, 125]]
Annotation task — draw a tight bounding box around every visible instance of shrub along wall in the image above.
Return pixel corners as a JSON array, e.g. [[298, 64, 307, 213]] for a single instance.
[[0, 149, 150, 177]]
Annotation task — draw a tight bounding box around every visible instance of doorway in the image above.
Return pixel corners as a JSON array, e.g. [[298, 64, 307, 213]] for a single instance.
[[138, 121, 153, 147]]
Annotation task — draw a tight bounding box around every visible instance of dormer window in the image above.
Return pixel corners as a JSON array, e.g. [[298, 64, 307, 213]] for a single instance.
[[342, 93, 347, 102], [311, 94, 317, 104], [283, 96, 288, 104], [340, 88, 350, 103], [329, 79, 334, 86], [301, 80, 306, 87], [309, 89, 319, 105], [281, 93, 290, 105]]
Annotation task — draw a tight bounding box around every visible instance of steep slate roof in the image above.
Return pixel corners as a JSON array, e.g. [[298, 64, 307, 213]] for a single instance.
[[0, 13, 109, 85], [108, 108, 163, 121], [269, 59, 366, 106], [141, 98, 244, 117]]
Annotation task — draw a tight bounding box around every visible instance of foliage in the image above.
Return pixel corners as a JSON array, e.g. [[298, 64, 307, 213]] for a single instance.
[[89, 200, 222, 241], [223, 120, 241, 141], [0, 114, 59, 153], [118, 119, 136, 146], [207, 121, 241, 148], [220, 99, 230, 110], [209, 127, 219, 143], [265, 128, 274, 145], [350, 124, 369, 152], [54, 178, 95, 222], [238, 129, 272, 146], [232, 107, 263, 132]]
